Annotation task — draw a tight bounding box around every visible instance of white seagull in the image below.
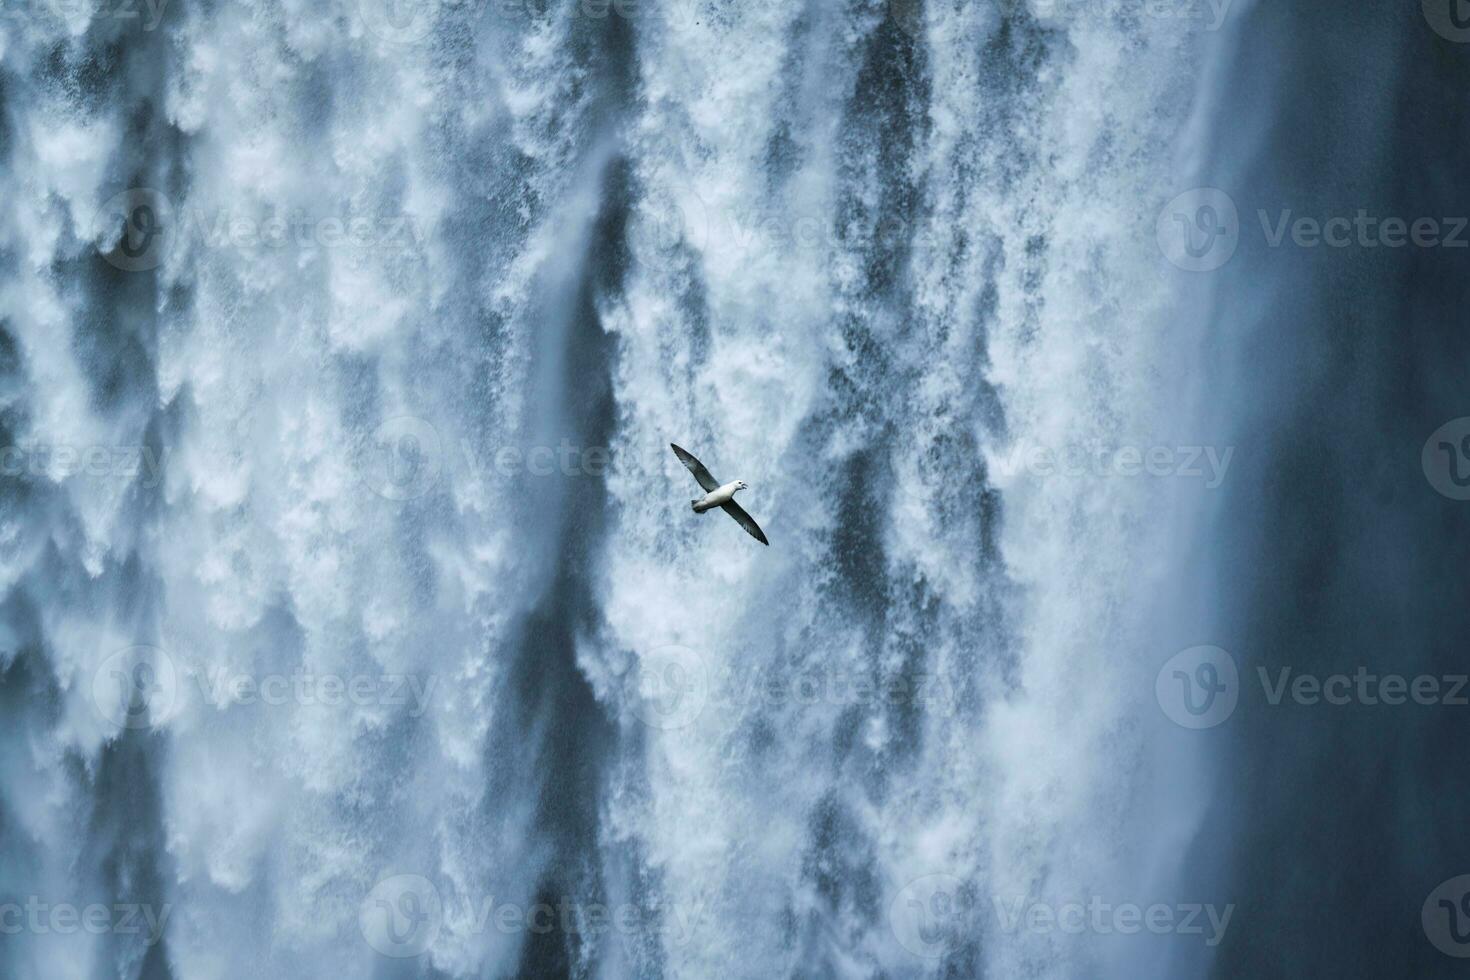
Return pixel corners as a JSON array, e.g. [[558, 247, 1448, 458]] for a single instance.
[[670, 444, 769, 546]]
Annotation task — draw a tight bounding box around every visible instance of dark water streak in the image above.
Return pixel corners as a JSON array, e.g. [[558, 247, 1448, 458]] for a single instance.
[[1182, 3, 1470, 976]]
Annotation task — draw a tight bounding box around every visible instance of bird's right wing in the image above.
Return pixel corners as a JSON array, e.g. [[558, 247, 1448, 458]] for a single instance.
[[670, 444, 719, 492], [720, 501, 769, 546]]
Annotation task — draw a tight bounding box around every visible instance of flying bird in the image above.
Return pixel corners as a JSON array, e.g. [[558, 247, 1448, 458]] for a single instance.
[[670, 443, 769, 546]]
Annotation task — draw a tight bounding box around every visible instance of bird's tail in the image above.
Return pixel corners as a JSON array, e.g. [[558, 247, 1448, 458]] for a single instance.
[[691, 499, 705, 513]]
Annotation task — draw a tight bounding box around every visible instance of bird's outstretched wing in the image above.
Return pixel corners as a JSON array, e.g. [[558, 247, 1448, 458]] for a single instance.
[[721, 501, 769, 546], [670, 444, 719, 492]]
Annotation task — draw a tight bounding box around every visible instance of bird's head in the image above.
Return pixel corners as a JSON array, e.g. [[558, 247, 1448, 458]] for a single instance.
[[735, 480, 748, 492]]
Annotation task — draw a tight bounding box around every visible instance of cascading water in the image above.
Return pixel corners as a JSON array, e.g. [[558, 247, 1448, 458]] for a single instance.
[[8, 0, 1456, 977]]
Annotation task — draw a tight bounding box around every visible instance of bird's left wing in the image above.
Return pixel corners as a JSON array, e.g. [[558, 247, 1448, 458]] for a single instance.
[[670, 444, 720, 492], [720, 501, 769, 546]]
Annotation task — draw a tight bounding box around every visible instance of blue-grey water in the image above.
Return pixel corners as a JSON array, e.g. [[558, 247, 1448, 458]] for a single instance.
[[0, 0, 1465, 976]]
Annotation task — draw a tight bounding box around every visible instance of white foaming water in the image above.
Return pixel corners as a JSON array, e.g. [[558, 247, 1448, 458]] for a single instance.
[[0, 0, 1214, 976], [598, 3, 1209, 978]]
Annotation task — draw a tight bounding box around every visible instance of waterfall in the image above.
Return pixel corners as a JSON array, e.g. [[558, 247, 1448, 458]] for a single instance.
[[4, 0, 1455, 977]]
